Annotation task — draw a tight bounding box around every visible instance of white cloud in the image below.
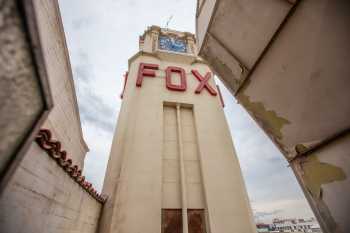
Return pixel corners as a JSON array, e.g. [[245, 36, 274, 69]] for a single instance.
[[252, 198, 314, 222]]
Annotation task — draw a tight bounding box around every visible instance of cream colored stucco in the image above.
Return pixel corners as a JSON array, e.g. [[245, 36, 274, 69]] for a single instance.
[[100, 27, 256, 233], [0, 142, 101, 233], [33, 0, 88, 168], [0, 2, 100, 232]]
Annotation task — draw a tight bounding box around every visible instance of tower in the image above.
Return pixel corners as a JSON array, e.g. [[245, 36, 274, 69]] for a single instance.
[[100, 26, 256, 233]]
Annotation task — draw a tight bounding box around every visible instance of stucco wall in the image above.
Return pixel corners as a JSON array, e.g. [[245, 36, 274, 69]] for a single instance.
[[33, 0, 88, 168], [100, 28, 256, 233], [0, 142, 102, 233], [0, 1, 101, 232]]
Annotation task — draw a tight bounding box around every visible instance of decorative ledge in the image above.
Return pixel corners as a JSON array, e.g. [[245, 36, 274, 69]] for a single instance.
[[35, 129, 107, 204]]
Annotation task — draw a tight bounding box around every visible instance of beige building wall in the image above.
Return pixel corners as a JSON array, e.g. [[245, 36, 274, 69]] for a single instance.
[[100, 26, 256, 233], [0, 1, 102, 233], [0, 142, 102, 233], [34, 0, 88, 168]]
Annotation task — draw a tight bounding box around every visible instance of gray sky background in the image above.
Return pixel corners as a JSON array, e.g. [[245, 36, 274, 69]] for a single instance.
[[59, 0, 314, 223]]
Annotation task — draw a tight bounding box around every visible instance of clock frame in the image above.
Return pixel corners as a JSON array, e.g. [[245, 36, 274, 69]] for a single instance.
[[158, 35, 187, 53]]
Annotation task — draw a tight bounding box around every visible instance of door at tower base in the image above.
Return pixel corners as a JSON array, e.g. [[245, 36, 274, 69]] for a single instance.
[[162, 209, 182, 233], [187, 209, 206, 233], [162, 209, 206, 233], [100, 26, 256, 233]]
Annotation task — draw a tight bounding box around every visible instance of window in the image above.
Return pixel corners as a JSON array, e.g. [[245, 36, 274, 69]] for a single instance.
[[162, 209, 182, 233], [188, 209, 206, 233]]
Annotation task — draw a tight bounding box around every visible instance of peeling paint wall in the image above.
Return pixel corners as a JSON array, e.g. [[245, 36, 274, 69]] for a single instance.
[[199, 0, 350, 160], [196, 0, 350, 233], [237, 93, 290, 152], [300, 156, 345, 200], [234, 0, 350, 160], [292, 132, 350, 233]]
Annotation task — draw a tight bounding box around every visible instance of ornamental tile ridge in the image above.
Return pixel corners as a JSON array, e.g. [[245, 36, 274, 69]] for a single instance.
[[35, 129, 107, 204], [140, 25, 196, 42]]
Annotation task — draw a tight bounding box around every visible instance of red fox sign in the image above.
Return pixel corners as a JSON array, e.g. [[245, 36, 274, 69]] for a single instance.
[[120, 62, 224, 107], [136, 63, 217, 96]]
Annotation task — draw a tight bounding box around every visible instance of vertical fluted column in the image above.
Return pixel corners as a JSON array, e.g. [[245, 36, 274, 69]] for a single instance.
[[176, 104, 188, 233]]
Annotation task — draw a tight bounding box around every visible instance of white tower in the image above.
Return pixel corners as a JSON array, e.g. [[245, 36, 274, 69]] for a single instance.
[[100, 26, 256, 233]]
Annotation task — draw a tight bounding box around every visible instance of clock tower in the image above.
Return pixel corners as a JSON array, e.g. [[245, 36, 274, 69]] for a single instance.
[[99, 26, 256, 233]]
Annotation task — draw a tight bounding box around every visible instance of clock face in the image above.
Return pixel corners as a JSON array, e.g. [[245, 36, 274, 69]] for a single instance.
[[159, 36, 187, 53]]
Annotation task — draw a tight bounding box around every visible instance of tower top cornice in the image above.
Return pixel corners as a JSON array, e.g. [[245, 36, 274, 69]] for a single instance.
[[140, 25, 196, 42], [139, 25, 197, 55]]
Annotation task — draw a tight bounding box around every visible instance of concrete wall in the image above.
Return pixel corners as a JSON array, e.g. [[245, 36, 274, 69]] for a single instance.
[[196, 1, 350, 233], [291, 132, 350, 233], [33, 0, 88, 168], [100, 27, 256, 233], [0, 142, 102, 233], [0, 1, 101, 232], [0, 0, 52, 185]]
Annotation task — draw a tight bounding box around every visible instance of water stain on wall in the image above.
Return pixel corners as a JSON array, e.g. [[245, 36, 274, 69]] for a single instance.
[[297, 154, 346, 233], [237, 93, 290, 141], [300, 155, 346, 199]]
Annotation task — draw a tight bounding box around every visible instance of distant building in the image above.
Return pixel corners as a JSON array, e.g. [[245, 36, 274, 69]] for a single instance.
[[273, 218, 321, 233], [256, 223, 272, 233]]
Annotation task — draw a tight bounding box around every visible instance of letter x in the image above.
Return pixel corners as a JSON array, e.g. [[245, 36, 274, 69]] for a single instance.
[[191, 70, 217, 96]]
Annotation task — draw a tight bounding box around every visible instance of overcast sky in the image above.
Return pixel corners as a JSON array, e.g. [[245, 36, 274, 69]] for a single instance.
[[59, 0, 315, 223]]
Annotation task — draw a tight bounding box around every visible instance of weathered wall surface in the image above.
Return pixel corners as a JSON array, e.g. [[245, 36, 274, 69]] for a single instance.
[[0, 0, 52, 182], [234, 0, 350, 159], [291, 132, 350, 233], [0, 142, 102, 233], [196, 1, 350, 233], [197, 0, 350, 158], [0, 1, 101, 232], [33, 0, 88, 168]]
